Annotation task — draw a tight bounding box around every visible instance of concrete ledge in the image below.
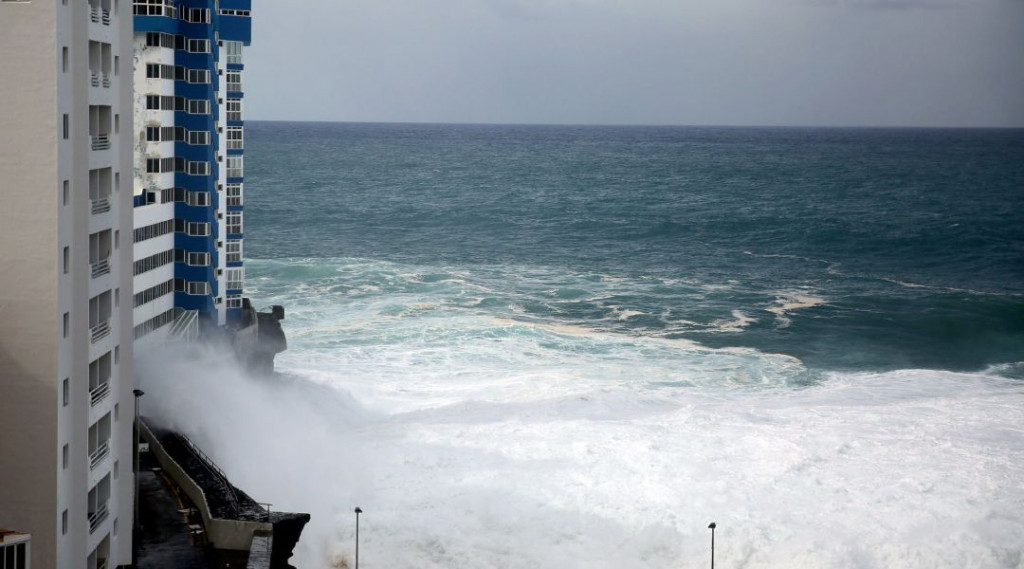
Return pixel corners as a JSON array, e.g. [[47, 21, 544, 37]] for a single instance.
[[140, 421, 273, 551], [246, 531, 273, 569]]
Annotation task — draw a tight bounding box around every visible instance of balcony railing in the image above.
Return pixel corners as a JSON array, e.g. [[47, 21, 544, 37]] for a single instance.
[[91, 258, 110, 279], [91, 71, 100, 87], [90, 320, 110, 343], [90, 381, 111, 407], [89, 440, 110, 470], [168, 309, 199, 343], [91, 135, 110, 151], [91, 197, 111, 215], [88, 501, 109, 533]]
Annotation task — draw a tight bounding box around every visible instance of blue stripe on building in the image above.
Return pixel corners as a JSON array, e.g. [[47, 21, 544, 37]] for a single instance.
[[135, 0, 251, 326]]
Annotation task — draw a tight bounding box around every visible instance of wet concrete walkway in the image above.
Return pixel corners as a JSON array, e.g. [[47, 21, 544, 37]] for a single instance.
[[137, 452, 209, 569]]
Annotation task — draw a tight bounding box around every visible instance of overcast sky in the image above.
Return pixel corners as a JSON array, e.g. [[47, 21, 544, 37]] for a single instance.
[[244, 0, 1024, 127]]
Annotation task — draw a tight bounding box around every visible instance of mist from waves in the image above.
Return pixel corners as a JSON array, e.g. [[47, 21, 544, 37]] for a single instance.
[[137, 258, 1024, 569]]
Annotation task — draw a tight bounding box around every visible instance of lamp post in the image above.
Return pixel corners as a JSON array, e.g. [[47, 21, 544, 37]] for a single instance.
[[354, 507, 363, 569], [132, 389, 144, 567], [708, 522, 716, 569]]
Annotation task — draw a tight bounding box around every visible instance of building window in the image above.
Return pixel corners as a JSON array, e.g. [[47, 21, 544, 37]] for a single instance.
[[63, 114, 69, 139], [188, 130, 210, 145], [135, 0, 176, 18], [134, 308, 175, 339], [62, 509, 68, 535], [226, 212, 242, 235], [63, 47, 69, 72], [226, 183, 242, 207], [226, 70, 241, 92], [187, 281, 210, 296], [134, 220, 174, 243], [63, 180, 70, 205], [226, 156, 243, 178], [187, 68, 210, 84], [186, 191, 210, 207], [144, 31, 177, 48], [181, 7, 210, 23], [63, 246, 70, 274], [226, 98, 242, 122], [187, 99, 210, 115], [133, 249, 174, 276], [186, 252, 210, 266], [187, 161, 210, 176], [63, 378, 70, 406], [225, 268, 243, 291], [226, 127, 243, 150], [63, 312, 69, 338], [226, 294, 243, 308], [187, 38, 210, 53], [226, 239, 242, 262], [186, 222, 210, 237], [134, 279, 174, 308], [224, 41, 243, 65], [63, 443, 69, 469]]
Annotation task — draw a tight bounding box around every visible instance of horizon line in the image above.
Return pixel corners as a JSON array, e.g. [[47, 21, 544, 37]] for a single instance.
[[242, 118, 1024, 130]]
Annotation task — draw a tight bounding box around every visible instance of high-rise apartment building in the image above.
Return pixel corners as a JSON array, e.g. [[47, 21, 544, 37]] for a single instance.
[[131, 0, 252, 345], [0, 1, 136, 568]]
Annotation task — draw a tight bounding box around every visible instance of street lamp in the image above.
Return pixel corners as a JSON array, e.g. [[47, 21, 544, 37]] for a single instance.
[[132, 389, 144, 567], [354, 507, 363, 569], [708, 522, 716, 569]]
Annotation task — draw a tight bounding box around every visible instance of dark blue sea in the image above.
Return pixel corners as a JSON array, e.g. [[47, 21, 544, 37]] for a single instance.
[[186, 123, 1024, 567]]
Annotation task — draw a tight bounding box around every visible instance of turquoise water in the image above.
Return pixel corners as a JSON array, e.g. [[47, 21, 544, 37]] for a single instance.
[[187, 123, 1024, 567], [245, 123, 1024, 373]]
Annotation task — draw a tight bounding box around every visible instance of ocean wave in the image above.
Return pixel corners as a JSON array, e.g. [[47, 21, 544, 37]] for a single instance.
[[138, 345, 1024, 569]]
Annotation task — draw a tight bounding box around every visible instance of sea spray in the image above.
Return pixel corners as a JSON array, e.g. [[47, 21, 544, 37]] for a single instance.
[[137, 338, 1024, 568]]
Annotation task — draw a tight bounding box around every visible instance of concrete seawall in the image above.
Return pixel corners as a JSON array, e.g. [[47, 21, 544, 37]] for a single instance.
[[140, 420, 309, 567]]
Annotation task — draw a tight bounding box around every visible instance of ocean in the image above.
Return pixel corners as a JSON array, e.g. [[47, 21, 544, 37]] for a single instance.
[[151, 123, 1024, 568]]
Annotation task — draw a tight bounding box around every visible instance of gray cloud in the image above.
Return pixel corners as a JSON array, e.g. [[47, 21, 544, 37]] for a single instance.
[[244, 0, 1024, 127]]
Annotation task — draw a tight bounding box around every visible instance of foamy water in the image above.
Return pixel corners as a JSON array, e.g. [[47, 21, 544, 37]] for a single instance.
[[139, 257, 1024, 569]]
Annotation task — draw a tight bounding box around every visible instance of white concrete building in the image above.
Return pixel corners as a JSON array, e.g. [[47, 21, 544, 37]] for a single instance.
[[0, 1, 136, 568]]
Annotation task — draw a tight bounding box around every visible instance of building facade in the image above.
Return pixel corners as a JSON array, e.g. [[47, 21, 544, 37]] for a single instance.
[[0, 1, 136, 568], [132, 0, 252, 345]]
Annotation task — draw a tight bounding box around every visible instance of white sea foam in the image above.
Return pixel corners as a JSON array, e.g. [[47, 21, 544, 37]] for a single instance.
[[144, 258, 1023, 568], [766, 293, 827, 328], [135, 295, 1023, 569], [710, 309, 757, 332], [139, 344, 1024, 569]]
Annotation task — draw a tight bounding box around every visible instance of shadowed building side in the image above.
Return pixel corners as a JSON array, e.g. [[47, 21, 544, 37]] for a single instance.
[[1, 1, 136, 567]]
